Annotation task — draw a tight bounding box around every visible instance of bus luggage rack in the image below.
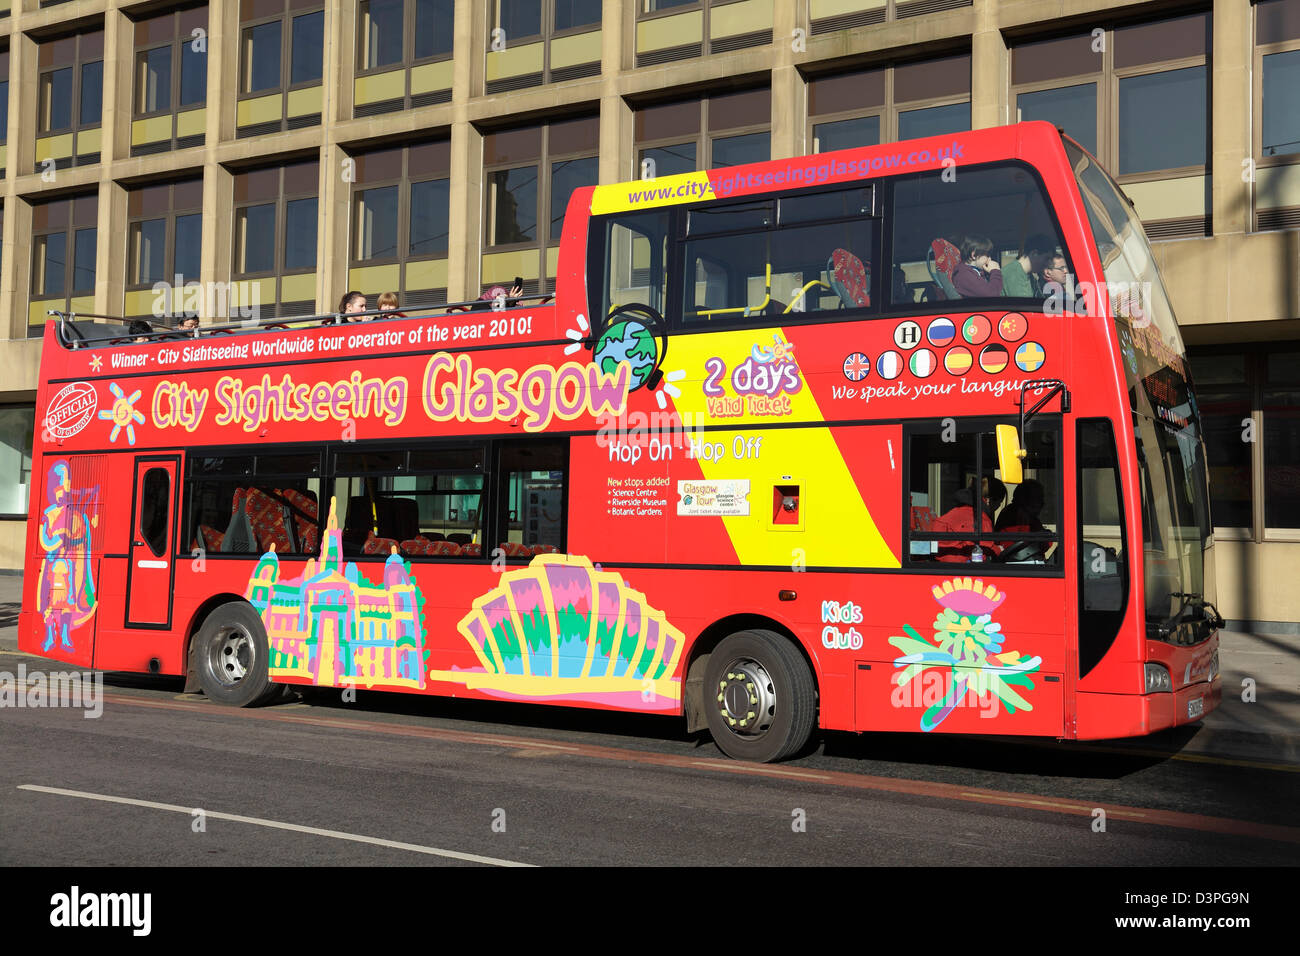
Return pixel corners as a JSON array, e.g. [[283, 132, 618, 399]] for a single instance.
[[46, 293, 554, 349]]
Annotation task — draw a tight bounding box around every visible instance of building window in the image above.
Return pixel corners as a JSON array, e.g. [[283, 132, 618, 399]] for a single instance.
[[0, 48, 9, 177], [635, 88, 770, 180], [1012, 14, 1210, 238], [808, 54, 971, 153], [484, 117, 599, 293], [635, 0, 775, 67], [355, 0, 454, 114], [1255, 0, 1300, 231], [126, 180, 203, 321], [36, 30, 104, 171], [29, 195, 98, 337], [350, 140, 451, 308], [132, 7, 207, 155], [485, 0, 602, 93], [1191, 346, 1300, 535], [233, 162, 319, 317], [238, 0, 324, 136], [0, 405, 34, 517]]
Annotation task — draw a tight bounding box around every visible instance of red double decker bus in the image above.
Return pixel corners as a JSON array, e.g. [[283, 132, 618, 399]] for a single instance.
[[23, 122, 1221, 762]]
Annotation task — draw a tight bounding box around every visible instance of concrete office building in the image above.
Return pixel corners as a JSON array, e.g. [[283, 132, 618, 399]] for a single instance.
[[0, 0, 1296, 628]]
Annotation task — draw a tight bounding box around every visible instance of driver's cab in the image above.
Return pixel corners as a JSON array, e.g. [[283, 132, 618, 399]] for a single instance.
[[904, 417, 1062, 568]]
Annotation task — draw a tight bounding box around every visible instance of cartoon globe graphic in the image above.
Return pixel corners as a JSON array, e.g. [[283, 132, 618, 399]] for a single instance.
[[593, 319, 659, 391]]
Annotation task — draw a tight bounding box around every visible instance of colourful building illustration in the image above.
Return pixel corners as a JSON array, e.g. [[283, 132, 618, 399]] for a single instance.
[[37, 460, 99, 653], [245, 499, 427, 689], [429, 553, 686, 711]]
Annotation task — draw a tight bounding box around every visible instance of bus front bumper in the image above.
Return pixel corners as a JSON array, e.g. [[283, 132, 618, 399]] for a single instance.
[[1075, 676, 1222, 739]]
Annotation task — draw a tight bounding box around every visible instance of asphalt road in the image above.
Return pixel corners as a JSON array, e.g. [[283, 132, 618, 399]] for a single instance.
[[1, 646, 1296, 868]]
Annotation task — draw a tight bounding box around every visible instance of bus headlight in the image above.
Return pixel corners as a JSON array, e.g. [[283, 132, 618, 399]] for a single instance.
[[1144, 663, 1172, 694]]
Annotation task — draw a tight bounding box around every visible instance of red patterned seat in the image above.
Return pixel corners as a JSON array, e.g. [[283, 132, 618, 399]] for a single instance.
[[430, 540, 463, 555], [245, 488, 293, 554], [927, 237, 962, 299], [400, 536, 439, 556], [278, 488, 319, 554], [362, 531, 400, 555], [828, 248, 870, 309]]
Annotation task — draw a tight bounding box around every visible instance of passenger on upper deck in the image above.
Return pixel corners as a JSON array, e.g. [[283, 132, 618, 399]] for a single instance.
[[952, 235, 1003, 298], [328, 291, 367, 324], [1000, 233, 1057, 298], [129, 320, 153, 343], [377, 291, 404, 318], [177, 313, 200, 333]]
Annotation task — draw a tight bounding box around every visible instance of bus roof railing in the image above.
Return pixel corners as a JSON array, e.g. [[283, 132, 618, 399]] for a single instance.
[[47, 292, 554, 349]]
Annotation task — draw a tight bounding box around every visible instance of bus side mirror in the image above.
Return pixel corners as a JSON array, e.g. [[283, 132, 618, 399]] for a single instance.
[[996, 424, 1026, 484]]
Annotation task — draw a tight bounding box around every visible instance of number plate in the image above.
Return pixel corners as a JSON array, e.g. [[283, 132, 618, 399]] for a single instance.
[[1187, 697, 1204, 720]]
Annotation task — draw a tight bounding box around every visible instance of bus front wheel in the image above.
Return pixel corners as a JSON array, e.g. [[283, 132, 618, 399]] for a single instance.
[[193, 603, 281, 707], [704, 630, 817, 763]]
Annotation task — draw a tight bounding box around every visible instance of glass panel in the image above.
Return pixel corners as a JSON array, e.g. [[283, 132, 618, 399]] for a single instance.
[[1017, 83, 1097, 157], [813, 115, 880, 153], [362, 0, 404, 69], [1012, 32, 1100, 85], [549, 156, 598, 240], [1268, 352, 1300, 384], [1199, 388, 1253, 528], [711, 131, 770, 168], [488, 166, 538, 244], [72, 228, 96, 293], [41, 67, 73, 131], [554, 0, 601, 31], [499, 0, 541, 38], [291, 11, 324, 84], [131, 218, 167, 285], [186, 476, 322, 556], [138, 47, 171, 114], [415, 0, 455, 58], [245, 21, 282, 93], [1078, 419, 1127, 676], [498, 440, 565, 555], [140, 468, 170, 557], [284, 197, 317, 270], [602, 210, 670, 319], [1257, 0, 1300, 45], [80, 61, 103, 126], [0, 82, 8, 142], [0, 406, 34, 515], [891, 163, 1064, 306], [36, 233, 67, 296], [639, 143, 697, 178], [356, 185, 399, 260], [1118, 66, 1206, 173], [898, 102, 970, 140], [174, 213, 202, 281], [238, 203, 276, 273], [1264, 387, 1300, 528], [410, 179, 450, 256], [647, 0, 697, 8], [1262, 50, 1300, 158], [180, 40, 207, 107]]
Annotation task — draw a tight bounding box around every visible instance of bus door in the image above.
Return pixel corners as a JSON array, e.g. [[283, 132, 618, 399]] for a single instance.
[[127, 456, 180, 628]]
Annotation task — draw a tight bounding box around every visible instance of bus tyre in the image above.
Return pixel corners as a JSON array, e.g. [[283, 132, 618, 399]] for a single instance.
[[704, 630, 817, 763], [193, 603, 281, 707]]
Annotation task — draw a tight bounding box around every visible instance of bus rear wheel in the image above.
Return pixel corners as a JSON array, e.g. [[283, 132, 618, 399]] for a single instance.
[[193, 603, 281, 707], [704, 630, 817, 763]]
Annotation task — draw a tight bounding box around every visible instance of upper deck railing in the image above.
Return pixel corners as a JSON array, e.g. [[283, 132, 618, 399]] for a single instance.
[[46, 293, 555, 350]]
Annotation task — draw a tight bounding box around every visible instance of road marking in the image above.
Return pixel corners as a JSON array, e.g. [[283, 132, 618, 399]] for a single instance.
[[17, 784, 533, 867], [91, 692, 1300, 846]]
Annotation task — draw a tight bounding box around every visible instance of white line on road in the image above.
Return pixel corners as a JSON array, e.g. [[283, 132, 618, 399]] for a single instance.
[[18, 784, 533, 867]]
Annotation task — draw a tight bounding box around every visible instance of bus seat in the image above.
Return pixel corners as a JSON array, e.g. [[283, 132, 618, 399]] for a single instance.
[[245, 487, 293, 554], [447, 533, 473, 545], [827, 249, 870, 308], [460, 542, 481, 556], [430, 540, 462, 555], [194, 524, 225, 553], [221, 489, 258, 553], [362, 532, 400, 555], [530, 544, 559, 555], [342, 495, 375, 552], [400, 536, 437, 556], [927, 238, 962, 299], [278, 488, 319, 554]]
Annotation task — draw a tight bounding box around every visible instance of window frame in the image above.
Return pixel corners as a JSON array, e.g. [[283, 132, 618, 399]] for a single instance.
[[356, 0, 456, 76], [126, 179, 205, 294], [132, 8, 208, 123], [35, 31, 104, 167], [29, 195, 98, 332], [0, 402, 36, 520], [635, 89, 772, 179], [238, 1, 325, 110], [232, 161, 320, 310], [902, 414, 1066, 576]]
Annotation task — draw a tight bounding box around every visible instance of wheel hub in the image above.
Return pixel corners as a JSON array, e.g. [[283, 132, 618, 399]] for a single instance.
[[715, 659, 776, 737], [215, 626, 253, 685]]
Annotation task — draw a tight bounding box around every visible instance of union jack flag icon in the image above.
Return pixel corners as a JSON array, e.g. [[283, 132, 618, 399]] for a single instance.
[[842, 352, 871, 381]]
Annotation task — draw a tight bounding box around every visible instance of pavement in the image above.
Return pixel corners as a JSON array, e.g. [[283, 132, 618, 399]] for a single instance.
[[0, 572, 1294, 751]]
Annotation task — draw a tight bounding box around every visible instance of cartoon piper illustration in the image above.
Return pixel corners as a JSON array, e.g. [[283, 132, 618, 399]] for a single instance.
[[37, 461, 99, 653]]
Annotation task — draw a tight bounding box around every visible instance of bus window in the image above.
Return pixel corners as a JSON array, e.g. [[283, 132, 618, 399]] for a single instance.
[[1077, 418, 1128, 675], [891, 163, 1065, 306], [497, 439, 566, 559], [140, 467, 170, 557], [906, 419, 1061, 566], [334, 445, 485, 558], [184, 452, 322, 557], [681, 188, 877, 324], [600, 210, 669, 323]]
